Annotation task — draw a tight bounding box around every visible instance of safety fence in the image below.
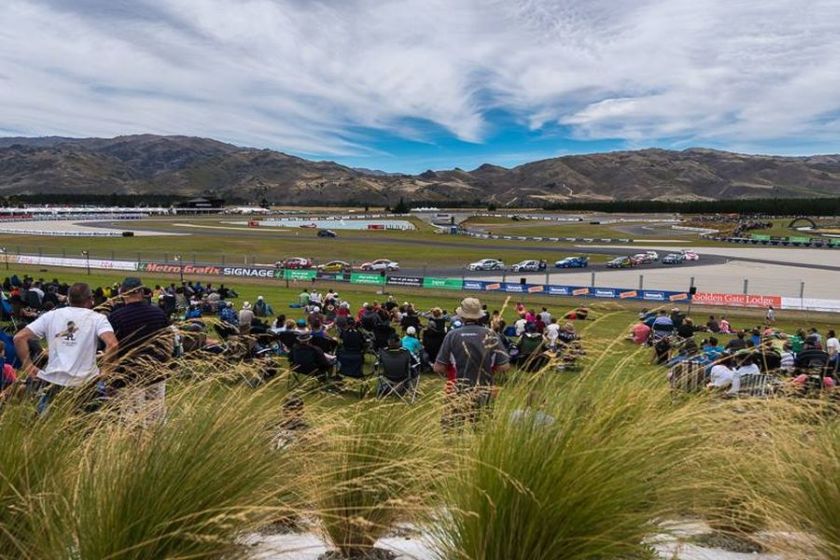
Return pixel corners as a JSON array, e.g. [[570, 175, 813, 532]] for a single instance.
[[7, 252, 838, 313]]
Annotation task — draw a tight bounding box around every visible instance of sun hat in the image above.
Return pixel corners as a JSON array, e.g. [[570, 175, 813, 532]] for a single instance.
[[242, 301, 251, 310], [257, 295, 264, 301], [456, 297, 484, 320]]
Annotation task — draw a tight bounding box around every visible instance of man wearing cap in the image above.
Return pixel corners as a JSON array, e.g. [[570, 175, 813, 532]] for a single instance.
[[14, 282, 118, 413], [107, 277, 172, 425], [434, 297, 510, 425]]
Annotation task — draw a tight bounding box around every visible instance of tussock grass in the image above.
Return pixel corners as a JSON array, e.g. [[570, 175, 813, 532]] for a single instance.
[[303, 400, 446, 558], [430, 370, 714, 560]]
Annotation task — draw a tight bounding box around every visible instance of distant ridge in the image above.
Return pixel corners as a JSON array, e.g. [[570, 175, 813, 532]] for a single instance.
[[1, 134, 839, 204]]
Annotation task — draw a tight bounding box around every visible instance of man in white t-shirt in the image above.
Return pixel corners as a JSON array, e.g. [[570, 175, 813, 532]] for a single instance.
[[825, 330, 840, 362], [14, 283, 118, 410], [514, 317, 528, 336]]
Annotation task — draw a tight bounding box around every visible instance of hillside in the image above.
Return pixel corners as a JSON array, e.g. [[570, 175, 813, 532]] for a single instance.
[[1, 135, 839, 204]]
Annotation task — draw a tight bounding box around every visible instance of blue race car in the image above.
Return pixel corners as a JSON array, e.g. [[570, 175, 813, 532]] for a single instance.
[[555, 256, 589, 268]]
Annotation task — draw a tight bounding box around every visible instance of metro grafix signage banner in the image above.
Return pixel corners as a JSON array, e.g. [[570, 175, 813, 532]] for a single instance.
[[140, 262, 222, 275], [225, 266, 282, 279]]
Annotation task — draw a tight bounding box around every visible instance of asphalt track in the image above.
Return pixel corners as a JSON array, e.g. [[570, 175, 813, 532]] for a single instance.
[[87, 220, 727, 277]]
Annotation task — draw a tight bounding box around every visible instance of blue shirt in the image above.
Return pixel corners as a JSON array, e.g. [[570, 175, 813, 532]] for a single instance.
[[401, 335, 423, 357]]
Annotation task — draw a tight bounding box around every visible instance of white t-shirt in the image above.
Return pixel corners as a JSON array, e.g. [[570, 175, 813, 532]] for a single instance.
[[736, 364, 761, 376], [545, 323, 560, 343], [514, 318, 527, 336], [826, 337, 840, 358], [709, 364, 735, 389], [27, 307, 114, 387]]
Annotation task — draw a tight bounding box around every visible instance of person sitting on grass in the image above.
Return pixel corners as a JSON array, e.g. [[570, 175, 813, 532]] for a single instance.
[[726, 331, 748, 352], [719, 315, 733, 334], [676, 317, 700, 339], [564, 307, 589, 321], [628, 319, 652, 345], [702, 337, 725, 363], [707, 353, 737, 395]]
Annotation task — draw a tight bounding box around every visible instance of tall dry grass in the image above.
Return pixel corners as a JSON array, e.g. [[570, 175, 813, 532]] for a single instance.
[[429, 369, 715, 560], [302, 399, 446, 558]]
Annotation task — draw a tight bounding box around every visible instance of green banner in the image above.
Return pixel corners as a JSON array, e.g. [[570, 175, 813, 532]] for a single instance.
[[422, 277, 464, 290], [751, 234, 771, 241], [831, 238, 840, 246], [283, 269, 317, 281], [788, 236, 811, 244], [350, 272, 386, 285]]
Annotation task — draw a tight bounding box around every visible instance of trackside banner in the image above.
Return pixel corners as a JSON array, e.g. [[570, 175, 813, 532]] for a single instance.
[[19, 255, 137, 272], [387, 275, 424, 287], [692, 292, 781, 308]]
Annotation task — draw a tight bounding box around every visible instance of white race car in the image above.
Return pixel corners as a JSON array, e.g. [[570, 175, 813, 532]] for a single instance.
[[359, 259, 400, 271], [511, 259, 541, 272], [681, 250, 700, 261], [468, 258, 506, 271]]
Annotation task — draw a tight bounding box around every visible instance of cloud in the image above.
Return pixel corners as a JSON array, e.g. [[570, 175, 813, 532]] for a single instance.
[[1, 0, 839, 164]]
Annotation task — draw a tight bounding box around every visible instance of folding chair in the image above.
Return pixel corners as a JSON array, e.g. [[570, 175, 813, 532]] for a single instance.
[[374, 348, 420, 403], [737, 373, 778, 398], [669, 359, 707, 393]]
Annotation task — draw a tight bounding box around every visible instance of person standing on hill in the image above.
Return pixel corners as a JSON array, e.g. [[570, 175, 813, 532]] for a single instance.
[[434, 297, 510, 428]]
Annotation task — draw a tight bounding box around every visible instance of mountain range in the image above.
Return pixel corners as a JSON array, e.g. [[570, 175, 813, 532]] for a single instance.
[[1, 134, 839, 205]]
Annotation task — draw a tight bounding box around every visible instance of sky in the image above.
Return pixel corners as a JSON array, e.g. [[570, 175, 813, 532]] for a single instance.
[[1, 0, 839, 173]]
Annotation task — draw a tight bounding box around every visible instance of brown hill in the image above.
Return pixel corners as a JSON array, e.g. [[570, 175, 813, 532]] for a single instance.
[[1, 135, 839, 204]]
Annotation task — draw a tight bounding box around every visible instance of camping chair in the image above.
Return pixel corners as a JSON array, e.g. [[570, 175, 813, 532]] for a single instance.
[[276, 331, 299, 354], [374, 347, 420, 403], [336, 347, 372, 398], [668, 359, 707, 393], [737, 373, 778, 398], [287, 343, 335, 391], [516, 334, 547, 373]]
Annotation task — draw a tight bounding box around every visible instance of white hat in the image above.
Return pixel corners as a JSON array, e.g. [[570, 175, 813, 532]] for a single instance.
[[242, 301, 251, 310], [406, 326, 416, 335], [313, 306, 320, 312], [456, 297, 484, 320], [257, 295, 264, 300]]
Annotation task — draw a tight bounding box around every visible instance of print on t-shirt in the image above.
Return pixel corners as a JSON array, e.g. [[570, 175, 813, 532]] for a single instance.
[[57, 321, 78, 342]]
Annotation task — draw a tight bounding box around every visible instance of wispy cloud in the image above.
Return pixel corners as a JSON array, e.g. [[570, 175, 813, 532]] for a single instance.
[[1, 0, 839, 167]]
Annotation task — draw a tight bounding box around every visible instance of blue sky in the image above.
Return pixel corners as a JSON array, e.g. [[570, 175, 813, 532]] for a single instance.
[[2, 0, 839, 173]]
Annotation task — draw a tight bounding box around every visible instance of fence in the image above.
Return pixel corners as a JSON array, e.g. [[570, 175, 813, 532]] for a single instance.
[[5, 250, 840, 313]]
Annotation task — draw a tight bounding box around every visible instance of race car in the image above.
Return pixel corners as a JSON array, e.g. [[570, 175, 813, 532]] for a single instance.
[[681, 250, 699, 261], [511, 259, 542, 272], [359, 258, 400, 271], [645, 250, 660, 261], [317, 229, 337, 238], [467, 258, 506, 271], [555, 256, 589, 268], [606, 256, 634, 269], [276, 257, 313, 269], [299, 223, 317, 228], [662, 253, 686, 265], [317, 260, 351, 273], [631, 253, 655, 264]]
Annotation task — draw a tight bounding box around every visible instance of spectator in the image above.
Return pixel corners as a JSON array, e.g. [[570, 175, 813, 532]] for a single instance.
[[726, 331, 748, 352], [434, 297, 510, 427], [289, 333, 332, 381], [629, 320, 651, 345], [706, 315, 720, 333], [702, 337, 725, 362], [707, 354, 737, 394], [14, 283, 118, 413], [401, 326, 423, 360], [0, 340, 17, 396], [298, 289, 310, 307], [538, 307, 552, 325], [253, 295, 274, 318], [719, 316, 732, 334], [676, 317, 698, 340], [238, 302, 255, 335], [766, 305, 776, 324], [795, 336, 829, 370], [107, 277, 172, 426], [826, 330, 840, 365]]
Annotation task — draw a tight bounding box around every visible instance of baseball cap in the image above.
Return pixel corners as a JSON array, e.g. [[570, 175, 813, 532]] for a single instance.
[[120, 277, 143, 292]]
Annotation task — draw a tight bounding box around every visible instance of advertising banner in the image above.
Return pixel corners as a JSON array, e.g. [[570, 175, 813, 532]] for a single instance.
[[591, 288, 618, 298], [463, 280, 488, 291], [619, 290, 638, 299], [20, 255, 137, 272], [526, 285, 545, 294], [225, 266, 282, 279], [140, 262, 221, 275], [693, 292, 781, 308], [502, 283, 527, 293], [350, 272, 386, 285], [422, 277, 463, 290], [387, 275, 424, 288], [282, 269, 316, 281], [781, 297, 840, 312], [547, 285, 572, 296]]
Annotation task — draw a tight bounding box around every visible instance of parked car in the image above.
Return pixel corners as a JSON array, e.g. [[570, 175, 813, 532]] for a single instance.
[[317, 229, 337, 238], [555, 256, 589, 268], [467, 258, 506, 271], [317, 260, 351, 273], [607, 256, 634, 269], [681, 250, 700, 261], [662, 253, 686, 265], [512, 259, 541, 272], [276, 257, 313, 269], [359, 259, 400, 271]]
